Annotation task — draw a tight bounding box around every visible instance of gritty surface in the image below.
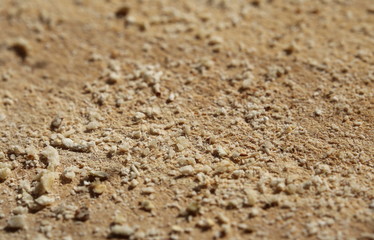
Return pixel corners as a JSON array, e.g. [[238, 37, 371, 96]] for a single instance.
[[0, 0, 373, 239]]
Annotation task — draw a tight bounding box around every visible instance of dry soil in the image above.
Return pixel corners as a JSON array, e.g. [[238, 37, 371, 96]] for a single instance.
[[0, 0, 373, 240]]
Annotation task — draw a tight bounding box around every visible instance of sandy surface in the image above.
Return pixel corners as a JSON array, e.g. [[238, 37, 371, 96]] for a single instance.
[[0, 0, 373, 239]]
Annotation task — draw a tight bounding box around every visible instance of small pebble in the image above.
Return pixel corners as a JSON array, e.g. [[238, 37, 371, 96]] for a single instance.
[[75, 207, 90, 221], [179, 165, 195, 176], [85, 121, 100, 131], [10, 38, 30, 60], [40, 146, 60, 169], [35, 171, 57, 195], [6, 215, 27, 230], [0, 112, 6, 121], [110, 225, 134, 238], [196, 218, 215, 230], [140, 200, 155, 212], [0, 167, 11, 181], [35, 195, 55, 206], [50, 115, 63, 131], [115, 6, 130, 18], [141, 187, 155, 195], [91, 182, 106, 195], [214, 145, 227, 158]]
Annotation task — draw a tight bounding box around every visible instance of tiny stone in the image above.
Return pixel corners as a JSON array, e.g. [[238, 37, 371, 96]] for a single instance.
[[9, 145, 25, 156], [140, 200, 155, 212], [171, 225, 183, 233], [115, 6, 130, 18], [248, 208, 260, 218], [50, 115, 63, 131], [175, 137, 189, 152], [86, 121, 100, 131], [214, 145, 227, 158], [113, 214, 127, 225], [7, 215, 27, 231], [62, 236, 73, 240], [241, 79, 252, 89], [117, 143, 130, 154], [91, 182, 106, 195], [185, 202, 200, 216], [110, 225, 134, 238], [285, 184, 297, 195], [35, 195, 55, 206], [369, 200, 374, 209], [0, 112, 6, 121], [62, 168, 76, 182], [244, 189, 257, 206], [216, 213, 229, 224], [106, 72, 120, 84], [89, 170, 109, 180], [10, 38, 30, 60], [179, 165, 195, 176], [208, 36, 223, 46], [62, 138, 75, 149], [129, 179, 139, 189], [133, 112, 146, 121], [35, 171, 57, 195], [141, 187, 155, 195], [314, 108, 323, 116], [40, 146, 60, 169], [75, 207, 90, 221], [12, 206, 28, 215], [196, 218, 215, 230], [0, 167, 11, 181], [25, 146, 39, 160], [32, 234, 48, 240], [238, 224, 254, 234], [240, 72, 254, 90]]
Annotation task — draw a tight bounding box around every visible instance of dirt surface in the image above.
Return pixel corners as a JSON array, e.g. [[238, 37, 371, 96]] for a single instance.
[[0, 0, 373, 239]]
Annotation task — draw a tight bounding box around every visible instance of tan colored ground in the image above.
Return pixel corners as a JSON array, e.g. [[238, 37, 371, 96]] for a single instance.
[[0, 0, 373, 239]]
